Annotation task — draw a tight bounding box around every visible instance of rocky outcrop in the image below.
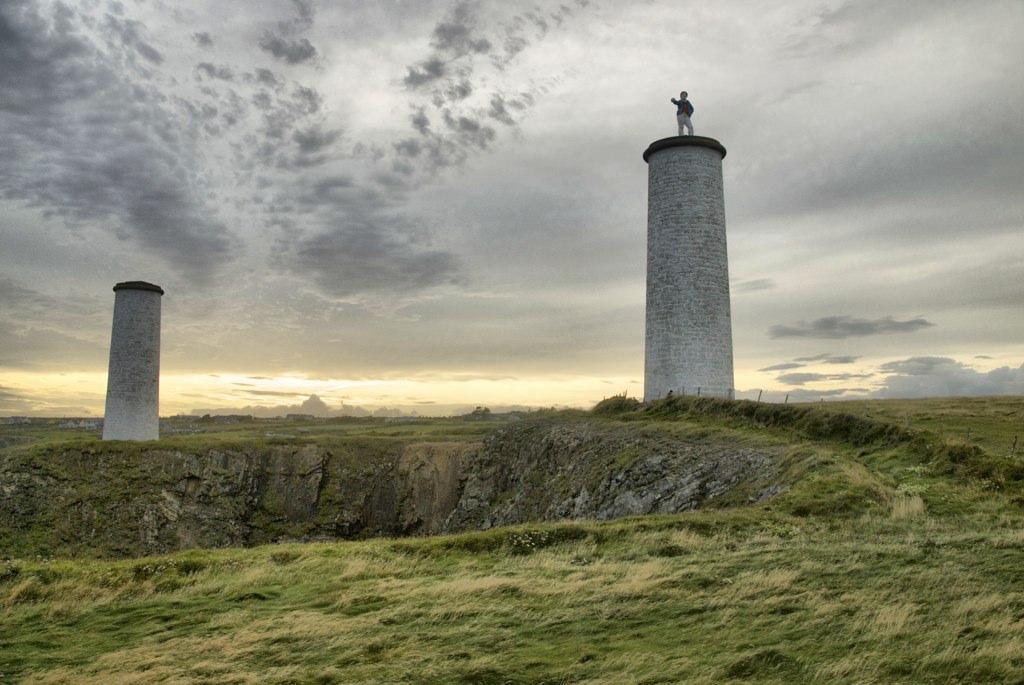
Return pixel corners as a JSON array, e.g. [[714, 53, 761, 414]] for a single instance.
[[0, 419, 784, 558], [441, 421, 781, 531], [398, 443, 476, 535]]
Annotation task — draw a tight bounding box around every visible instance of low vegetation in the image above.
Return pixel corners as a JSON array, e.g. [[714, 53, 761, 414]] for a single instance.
[[2, 396, 1023, 683]]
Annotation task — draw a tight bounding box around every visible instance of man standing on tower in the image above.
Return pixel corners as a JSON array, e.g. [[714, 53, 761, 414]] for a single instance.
[[671, 91, 694, 136]]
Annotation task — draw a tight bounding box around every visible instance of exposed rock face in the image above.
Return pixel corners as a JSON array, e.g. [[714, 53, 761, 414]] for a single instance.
[[442, 421, 778, 531], [399, 443, 476, 535], [0, 420, 782, 558]]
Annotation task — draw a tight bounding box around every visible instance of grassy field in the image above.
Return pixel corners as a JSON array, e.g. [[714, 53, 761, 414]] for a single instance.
[[820, 396, 1024, 458], [2, 397, 1024, 683], [0, 415, 501, 453]]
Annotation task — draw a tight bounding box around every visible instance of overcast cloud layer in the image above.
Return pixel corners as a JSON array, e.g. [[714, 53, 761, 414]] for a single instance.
[[1, 0, 1023, 415]]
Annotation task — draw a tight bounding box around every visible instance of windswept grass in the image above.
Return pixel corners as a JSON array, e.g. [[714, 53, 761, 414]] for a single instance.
[[3, 397, 1024, 682], [3, 511, 1024, 683], [596, 394, 1024, 490]]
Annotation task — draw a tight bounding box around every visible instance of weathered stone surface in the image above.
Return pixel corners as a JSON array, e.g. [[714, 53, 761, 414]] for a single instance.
[[644, 137, 734, 400], [103, 284, 162, 441], [398, 442, 475, 535], [1, 420, 783, 558], [442, 419, 779, 532]]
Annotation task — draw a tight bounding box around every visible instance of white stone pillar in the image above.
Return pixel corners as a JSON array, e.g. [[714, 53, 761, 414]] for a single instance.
[[102, 281, 163, 440], [643, 136, 734, 401]]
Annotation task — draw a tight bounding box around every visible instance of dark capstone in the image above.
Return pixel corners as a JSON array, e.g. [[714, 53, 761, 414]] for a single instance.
[[113, 281, 165, 295], [643, 135, 727, 163]]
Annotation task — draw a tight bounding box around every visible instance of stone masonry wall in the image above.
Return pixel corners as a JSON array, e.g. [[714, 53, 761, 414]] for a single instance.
[[644, 141, 734, 400], [103, 288, 162, 440]]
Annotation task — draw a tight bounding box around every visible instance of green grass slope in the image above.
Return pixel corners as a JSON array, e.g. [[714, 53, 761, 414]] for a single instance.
[[2, 397, 1024, 684]]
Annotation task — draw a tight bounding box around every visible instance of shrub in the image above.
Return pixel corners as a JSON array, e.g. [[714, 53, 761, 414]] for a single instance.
[[592, 395, 642, 417]]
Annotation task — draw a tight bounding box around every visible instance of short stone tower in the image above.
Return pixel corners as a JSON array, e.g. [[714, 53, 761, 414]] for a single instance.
[[102, 281, 163, 440], [643, 135, 734, 401]]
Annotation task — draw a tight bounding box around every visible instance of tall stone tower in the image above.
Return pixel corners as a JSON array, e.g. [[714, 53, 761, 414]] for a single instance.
[[102, 281, 163, 440], [643, 135, 734, 401]]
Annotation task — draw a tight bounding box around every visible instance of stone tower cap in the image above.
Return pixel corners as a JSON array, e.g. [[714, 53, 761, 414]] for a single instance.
[[113, 281, 164, 295], [643, 135, 727, 163]]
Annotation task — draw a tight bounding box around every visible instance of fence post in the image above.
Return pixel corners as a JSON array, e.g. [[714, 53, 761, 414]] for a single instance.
[[756, 389, 762, 404], [697, 387, 701, 397], [784, 393, 789, 404]]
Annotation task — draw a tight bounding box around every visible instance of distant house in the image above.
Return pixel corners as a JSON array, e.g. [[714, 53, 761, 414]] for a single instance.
[[58, 419, 102, 430]]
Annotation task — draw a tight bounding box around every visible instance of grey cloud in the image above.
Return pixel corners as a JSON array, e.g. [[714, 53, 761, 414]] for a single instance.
[[411, 109, 431, 135], [770, 316, 935, 339], [745, 133, 1024, 225], [403, 0, 491, 90], [0, 320, 106, 370], [291, 222, 463, 297], [292, 85, 322, 112], [759, 362, 804, 371], [6, 0, 1018, 404], [431, 1, 491, 55], [310, 175, 355, 198], [875, 357, 1024, 398], [398, 112, 487, 171], [240, 82, 330, 169], [487, 94, 516, 126], [241, 389, 308, 398], [525, 11, 549, 36], [0, 386, 29, 411], [192, 32, 213, 47], [284, 0, 315, 34], [395, 1, 592, 181], [734, 278, 776, 293], [442, 111, 495, 149], [492, 3, 580, 69], [374, 168, 415, 189], [403, 57, 448, 87], [103, 13, 162, 65], [394, 138, 423, 158], [293, 125, 341, 154], [792, 354, 861, 364], [258, 32, 317, 64], [443, 79, 473, 101], [0, 277, 103, 339], [787, 1, 959, 58], [404, 0, 582, 94], [776, 372, 873, 386], [0, 1, 233, 280], [879, 356, 959, 376], [0, 385, 94, 416], [251, 90, 274, 110], [195, 62, 234, 81], [0, 277, 53, 315], [905, 255, 1024, 311], [192, 394, 374, 418], [498, 33, 528, 64], [249, 68, 282, 88]]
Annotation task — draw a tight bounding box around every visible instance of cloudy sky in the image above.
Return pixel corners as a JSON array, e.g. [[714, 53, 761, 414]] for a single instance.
[[2, 0, 1023, 416]]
